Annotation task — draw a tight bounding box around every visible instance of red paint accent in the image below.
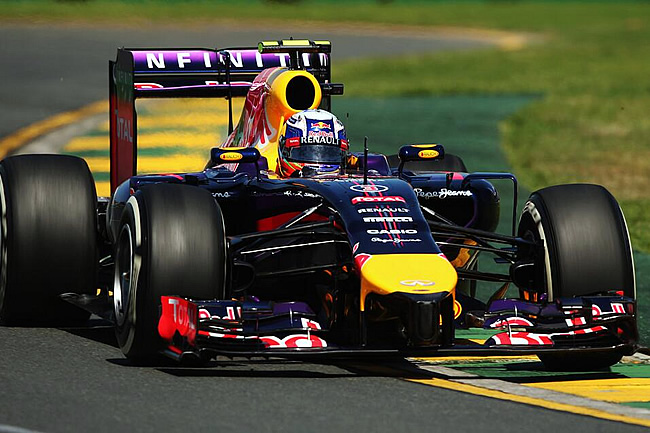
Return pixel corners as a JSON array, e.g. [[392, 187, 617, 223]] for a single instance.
[[135, 83, 163, 89], [256, 212, 327, 231], [158, 296, 198, 346], [109, 70, 136, 193], [354, 253, 372, 271], [157, 173, 184, 180]]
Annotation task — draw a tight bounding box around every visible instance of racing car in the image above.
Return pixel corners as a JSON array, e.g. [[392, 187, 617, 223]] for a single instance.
[[0, 39, 639, 370]]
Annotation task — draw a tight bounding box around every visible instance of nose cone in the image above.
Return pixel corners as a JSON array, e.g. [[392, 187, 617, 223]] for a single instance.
[[356, 253, 459, 347], [357, 253, 458, 309]]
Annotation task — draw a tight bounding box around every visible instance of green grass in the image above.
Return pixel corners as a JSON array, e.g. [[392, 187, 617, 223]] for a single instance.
[[330, 3, 650, 251], [1, 1, 646, 30], [3, 1, 650, 249]]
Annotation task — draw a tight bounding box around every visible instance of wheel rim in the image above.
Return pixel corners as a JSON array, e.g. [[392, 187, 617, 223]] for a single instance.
[[0, 175, 7, 316], [520, 199, 554, 300], [113, 224, 134, 327]]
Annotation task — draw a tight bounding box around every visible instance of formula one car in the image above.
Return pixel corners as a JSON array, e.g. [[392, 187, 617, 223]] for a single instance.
[[0, 40, 639, 370]]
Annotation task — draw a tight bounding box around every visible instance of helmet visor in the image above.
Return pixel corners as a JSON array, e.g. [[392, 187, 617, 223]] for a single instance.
[[285, 144, 344, 164]]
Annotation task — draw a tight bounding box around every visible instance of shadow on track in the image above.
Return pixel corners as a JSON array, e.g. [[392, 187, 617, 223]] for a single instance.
[[59, 318, 119, 348]]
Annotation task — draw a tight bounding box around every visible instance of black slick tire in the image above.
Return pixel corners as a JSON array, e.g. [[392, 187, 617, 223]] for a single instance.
[[0, 155, 97, 325], [113, 184, 226, 362], [518, 184, 635, 370], [518, 183, 634, 299]]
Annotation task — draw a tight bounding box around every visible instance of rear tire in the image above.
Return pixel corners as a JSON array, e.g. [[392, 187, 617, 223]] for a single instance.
[[113, 184, 226, 362], [387, 153, 467, 173], [0, 155, 97, 325]]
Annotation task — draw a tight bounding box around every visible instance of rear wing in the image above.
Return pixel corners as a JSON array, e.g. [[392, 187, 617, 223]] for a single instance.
[[108, 39, 342, 193]]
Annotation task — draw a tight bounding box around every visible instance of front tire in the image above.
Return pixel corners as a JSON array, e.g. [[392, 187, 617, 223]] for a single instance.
[[518, 184, 634, 299], [113, 184, 226, 362], [517, 184, 635, 370]]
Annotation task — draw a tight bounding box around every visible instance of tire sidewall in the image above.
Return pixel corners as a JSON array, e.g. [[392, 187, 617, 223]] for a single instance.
[[0, 169, 10, 320], [114, 194, 152, 358]]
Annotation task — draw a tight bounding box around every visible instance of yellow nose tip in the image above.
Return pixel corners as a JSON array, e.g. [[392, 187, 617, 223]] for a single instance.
[[358, 253, 458, 311]]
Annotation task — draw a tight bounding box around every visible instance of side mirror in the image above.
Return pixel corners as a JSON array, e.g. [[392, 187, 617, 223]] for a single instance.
[[397, 144, 445, 177]]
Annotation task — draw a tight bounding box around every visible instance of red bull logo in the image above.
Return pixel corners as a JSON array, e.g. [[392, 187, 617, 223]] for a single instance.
[[311, 121, 331, 129]]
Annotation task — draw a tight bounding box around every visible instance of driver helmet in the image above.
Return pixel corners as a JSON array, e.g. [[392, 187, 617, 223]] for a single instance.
[[278, 109, 348, 177]]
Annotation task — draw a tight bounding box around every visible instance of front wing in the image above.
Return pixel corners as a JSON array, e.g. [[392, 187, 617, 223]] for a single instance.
[[157, 294, 638, 362]]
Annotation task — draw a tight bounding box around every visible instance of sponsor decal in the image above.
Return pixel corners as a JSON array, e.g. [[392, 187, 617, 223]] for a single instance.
[[490, 317, 535, 328], [158, 296, 198, 345], [219, 152, 243, 161], [352, 242, 359, 254], [357, 207, 410, 214], [260, 334, 327, 349], [301, 135, 337, 144], [489, 332, 553, 346], [283, 190, 320, 198], [418, 149, 439, 159], [363, 216, 413, 223], [565, 317, 587, 327], [212, 192, 232, 198], [116, 116, 133, 143], [414, 188, 473, 199], [367, 229, 417, 235], [301, 318, 322, 330], [351, 196, 405, 204], [400, 280, 434, 286], [371, 237, 422, 243], [308, 130, 334, 138], [350, 184, 389, 193], [311, 121, 331, 129], [592, 304, 602, 318], [137, 49, 327, 72], [198, 306, 242, 321], [488, 326, 609, 346]]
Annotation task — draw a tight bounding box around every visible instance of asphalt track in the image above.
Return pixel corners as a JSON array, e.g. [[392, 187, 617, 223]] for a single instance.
[[1, 22, 650, 433]]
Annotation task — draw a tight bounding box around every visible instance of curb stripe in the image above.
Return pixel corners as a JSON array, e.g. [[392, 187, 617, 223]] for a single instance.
[[0, 101, 106, 158], [408, 377, 650, 428]]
